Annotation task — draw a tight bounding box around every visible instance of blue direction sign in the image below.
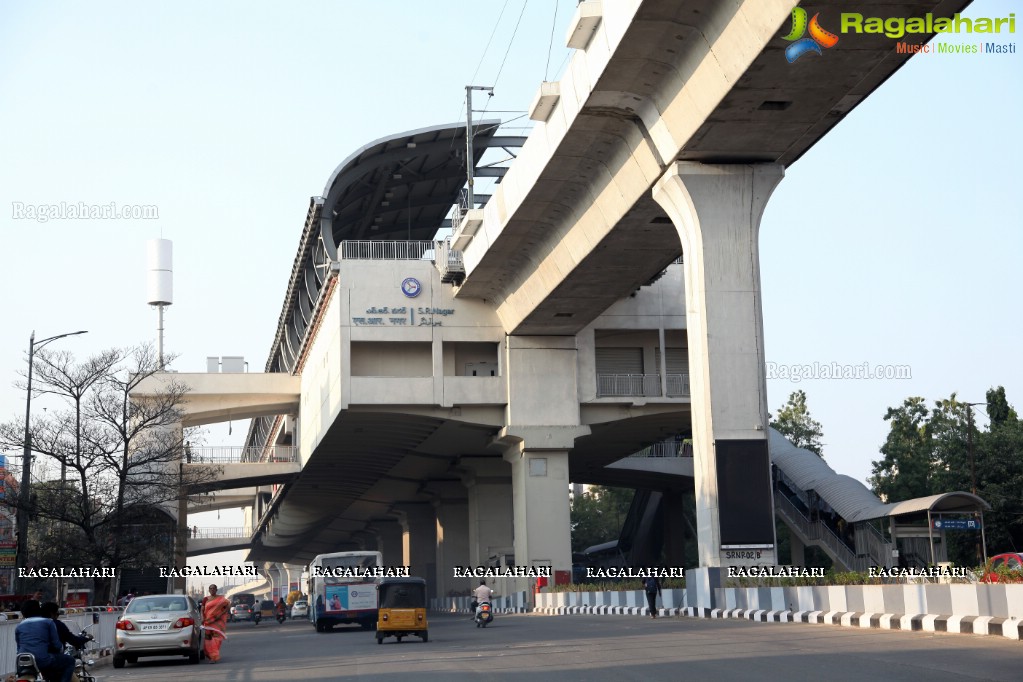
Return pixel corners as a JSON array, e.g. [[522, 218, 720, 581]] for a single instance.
[[932, 518, 982, 531]]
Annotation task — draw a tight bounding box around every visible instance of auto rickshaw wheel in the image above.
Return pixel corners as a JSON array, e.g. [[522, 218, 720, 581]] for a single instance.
[[421, 631, 428, 642], [396, 635, 403, 643], [376, 634, 383, 645]]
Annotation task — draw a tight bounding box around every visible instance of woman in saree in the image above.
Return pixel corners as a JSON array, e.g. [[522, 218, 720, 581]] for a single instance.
[[202, 584, 230, 664]]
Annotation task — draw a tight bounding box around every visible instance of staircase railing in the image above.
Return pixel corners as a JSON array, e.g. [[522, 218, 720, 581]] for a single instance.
[[774, 491, 870, 572]]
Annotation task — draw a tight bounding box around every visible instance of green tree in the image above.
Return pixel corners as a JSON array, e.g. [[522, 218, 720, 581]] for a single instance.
[[570, 486, 633, 553], [770, 390, 824, 457], [869, 397, 933, 502], [976, 388, 1023, 554]]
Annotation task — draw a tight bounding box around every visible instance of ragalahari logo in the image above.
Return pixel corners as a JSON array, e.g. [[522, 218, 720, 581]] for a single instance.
[[783, 8, 839, 63]]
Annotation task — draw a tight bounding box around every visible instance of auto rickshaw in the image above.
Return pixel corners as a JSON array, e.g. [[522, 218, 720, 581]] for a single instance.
[[257, 599, 276, 624], [375, 577, 428, 644]]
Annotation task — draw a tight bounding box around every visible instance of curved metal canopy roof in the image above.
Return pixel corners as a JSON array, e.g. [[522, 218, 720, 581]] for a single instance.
[[244, 122, 524, 451], [769, 429, 989, 524]]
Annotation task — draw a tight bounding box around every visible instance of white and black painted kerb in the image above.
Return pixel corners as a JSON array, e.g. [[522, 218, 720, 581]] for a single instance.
[[432, 586, 1023, 642]]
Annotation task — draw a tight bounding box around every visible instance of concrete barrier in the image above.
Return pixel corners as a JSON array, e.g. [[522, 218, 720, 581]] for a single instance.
[[481, 584, 1022, 642]]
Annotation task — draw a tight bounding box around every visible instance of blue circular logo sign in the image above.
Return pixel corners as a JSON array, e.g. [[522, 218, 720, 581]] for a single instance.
[[401, 277, 422, 298]]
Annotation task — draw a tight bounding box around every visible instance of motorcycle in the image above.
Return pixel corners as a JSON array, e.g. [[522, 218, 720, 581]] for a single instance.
[[253, 611, 262, 625], [276, 610, 287, 624], [474, 601, 493, 628], [16, 624, 97, 682]]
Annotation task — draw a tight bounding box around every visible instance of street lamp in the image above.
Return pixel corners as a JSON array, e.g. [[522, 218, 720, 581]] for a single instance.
[[962, 401, 986, 495], [962, 401, 986, 567], [16, 329, 88, 594]]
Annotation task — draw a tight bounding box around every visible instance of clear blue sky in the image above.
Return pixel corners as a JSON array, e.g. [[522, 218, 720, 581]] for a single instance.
[[1, 0, 1020, 557]]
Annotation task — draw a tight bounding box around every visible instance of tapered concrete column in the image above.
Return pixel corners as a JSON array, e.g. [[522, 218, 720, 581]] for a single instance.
[[498, 427, 587, 592], [662, 491, 688, 568], [458, 457, 514, 568], [653, 162, 783, 569], [425, 482, 469, 600], [790, 533, 806, 567], [368, 520, 404, 568], [395, 503, 437, 601]]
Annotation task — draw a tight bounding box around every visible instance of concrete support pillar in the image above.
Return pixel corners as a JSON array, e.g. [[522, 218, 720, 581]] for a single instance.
[[426, 483, 469, 600], [458, 457, 514, 569], [653, 162, 783, 571], [368, 520, 404, 568], [790, 532, 806, 567], [395, 503, 437, 602], [662, 490, 688, 568], [497, 427, 587, 594]]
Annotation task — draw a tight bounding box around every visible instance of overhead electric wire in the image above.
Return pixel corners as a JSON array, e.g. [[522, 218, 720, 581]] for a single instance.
[[475, 0, 530, 137], [450, 0, 511, 136], [492, 0, 529, 92], [544, 0, 560, 81]]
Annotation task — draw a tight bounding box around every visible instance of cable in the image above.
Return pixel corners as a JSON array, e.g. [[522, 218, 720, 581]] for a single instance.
[[475, 0, 529, 137], [493, 0, 529, 89], [450, 0, 511, 137], [545, 0, 560, 81]]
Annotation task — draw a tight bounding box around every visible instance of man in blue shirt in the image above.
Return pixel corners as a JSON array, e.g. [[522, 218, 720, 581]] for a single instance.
[[15, 600, 75, 682]]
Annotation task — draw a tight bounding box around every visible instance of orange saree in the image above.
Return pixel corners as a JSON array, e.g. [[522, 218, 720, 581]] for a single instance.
[[202, 595, 230, 663]]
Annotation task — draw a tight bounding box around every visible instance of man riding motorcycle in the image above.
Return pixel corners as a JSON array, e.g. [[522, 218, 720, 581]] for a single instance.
[[14, 600, 76, 682], [471, 579, 493, 624]]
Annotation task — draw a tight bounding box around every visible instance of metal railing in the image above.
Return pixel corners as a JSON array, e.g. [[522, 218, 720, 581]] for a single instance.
[[339, 240, 436, 261], [435, 237, 465, 283], [665, 373, 690, 397], [774, 492, 869, 572], [185, 445, 297, 464], [629, 439, 693, 458], [190, 527, 253, 539], [596, 373, 690, 398]]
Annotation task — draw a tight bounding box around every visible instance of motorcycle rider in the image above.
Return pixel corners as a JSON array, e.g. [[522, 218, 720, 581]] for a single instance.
[[276, 598, 287, 621], [14, 599, 75, 682], [40, 603, 92, 649], [472, 579, 493, 620]]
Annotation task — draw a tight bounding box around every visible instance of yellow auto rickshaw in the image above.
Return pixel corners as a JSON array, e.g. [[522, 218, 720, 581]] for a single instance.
[[375, 577, 428, 644], [257, 599, 276, 623]]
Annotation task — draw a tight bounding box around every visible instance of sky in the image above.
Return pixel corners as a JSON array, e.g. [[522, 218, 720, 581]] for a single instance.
[[1, 1, 1020, 570]]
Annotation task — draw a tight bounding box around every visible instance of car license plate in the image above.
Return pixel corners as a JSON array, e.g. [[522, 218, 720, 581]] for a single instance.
[[140, 623, 165, 631]]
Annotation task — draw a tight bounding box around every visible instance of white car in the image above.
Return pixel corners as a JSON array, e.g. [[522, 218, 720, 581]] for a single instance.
[[290, 600, 309, 618]]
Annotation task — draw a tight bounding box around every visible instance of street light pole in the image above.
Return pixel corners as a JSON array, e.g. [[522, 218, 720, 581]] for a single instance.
[[963, 401, 986, 566], [16, 329, 88, 595]]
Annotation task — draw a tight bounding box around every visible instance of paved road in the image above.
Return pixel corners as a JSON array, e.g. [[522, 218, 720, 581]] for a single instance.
[[97, 613, 1020, 681]]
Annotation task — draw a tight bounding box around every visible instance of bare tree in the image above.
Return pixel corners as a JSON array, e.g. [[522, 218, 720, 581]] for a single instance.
[[0, 344, 219, 601]]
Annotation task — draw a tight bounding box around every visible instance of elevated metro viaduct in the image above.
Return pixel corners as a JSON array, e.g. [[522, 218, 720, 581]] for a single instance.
[[134, 0, 981, 603]]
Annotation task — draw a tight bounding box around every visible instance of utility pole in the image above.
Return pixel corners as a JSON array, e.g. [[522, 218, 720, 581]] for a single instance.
[[16, 330, 88, 595], [465, 85, 494, 210]]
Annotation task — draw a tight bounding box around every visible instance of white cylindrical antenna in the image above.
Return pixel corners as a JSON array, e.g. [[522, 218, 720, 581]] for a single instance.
[[146, 239, 173, 369]]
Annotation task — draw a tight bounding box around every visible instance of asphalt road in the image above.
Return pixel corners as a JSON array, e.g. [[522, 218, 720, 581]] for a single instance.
[[96, 613, 1021, 681]]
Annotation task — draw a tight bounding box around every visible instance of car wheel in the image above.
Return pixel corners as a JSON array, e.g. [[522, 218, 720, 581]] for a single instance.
[[113, 655, 125, 669]]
